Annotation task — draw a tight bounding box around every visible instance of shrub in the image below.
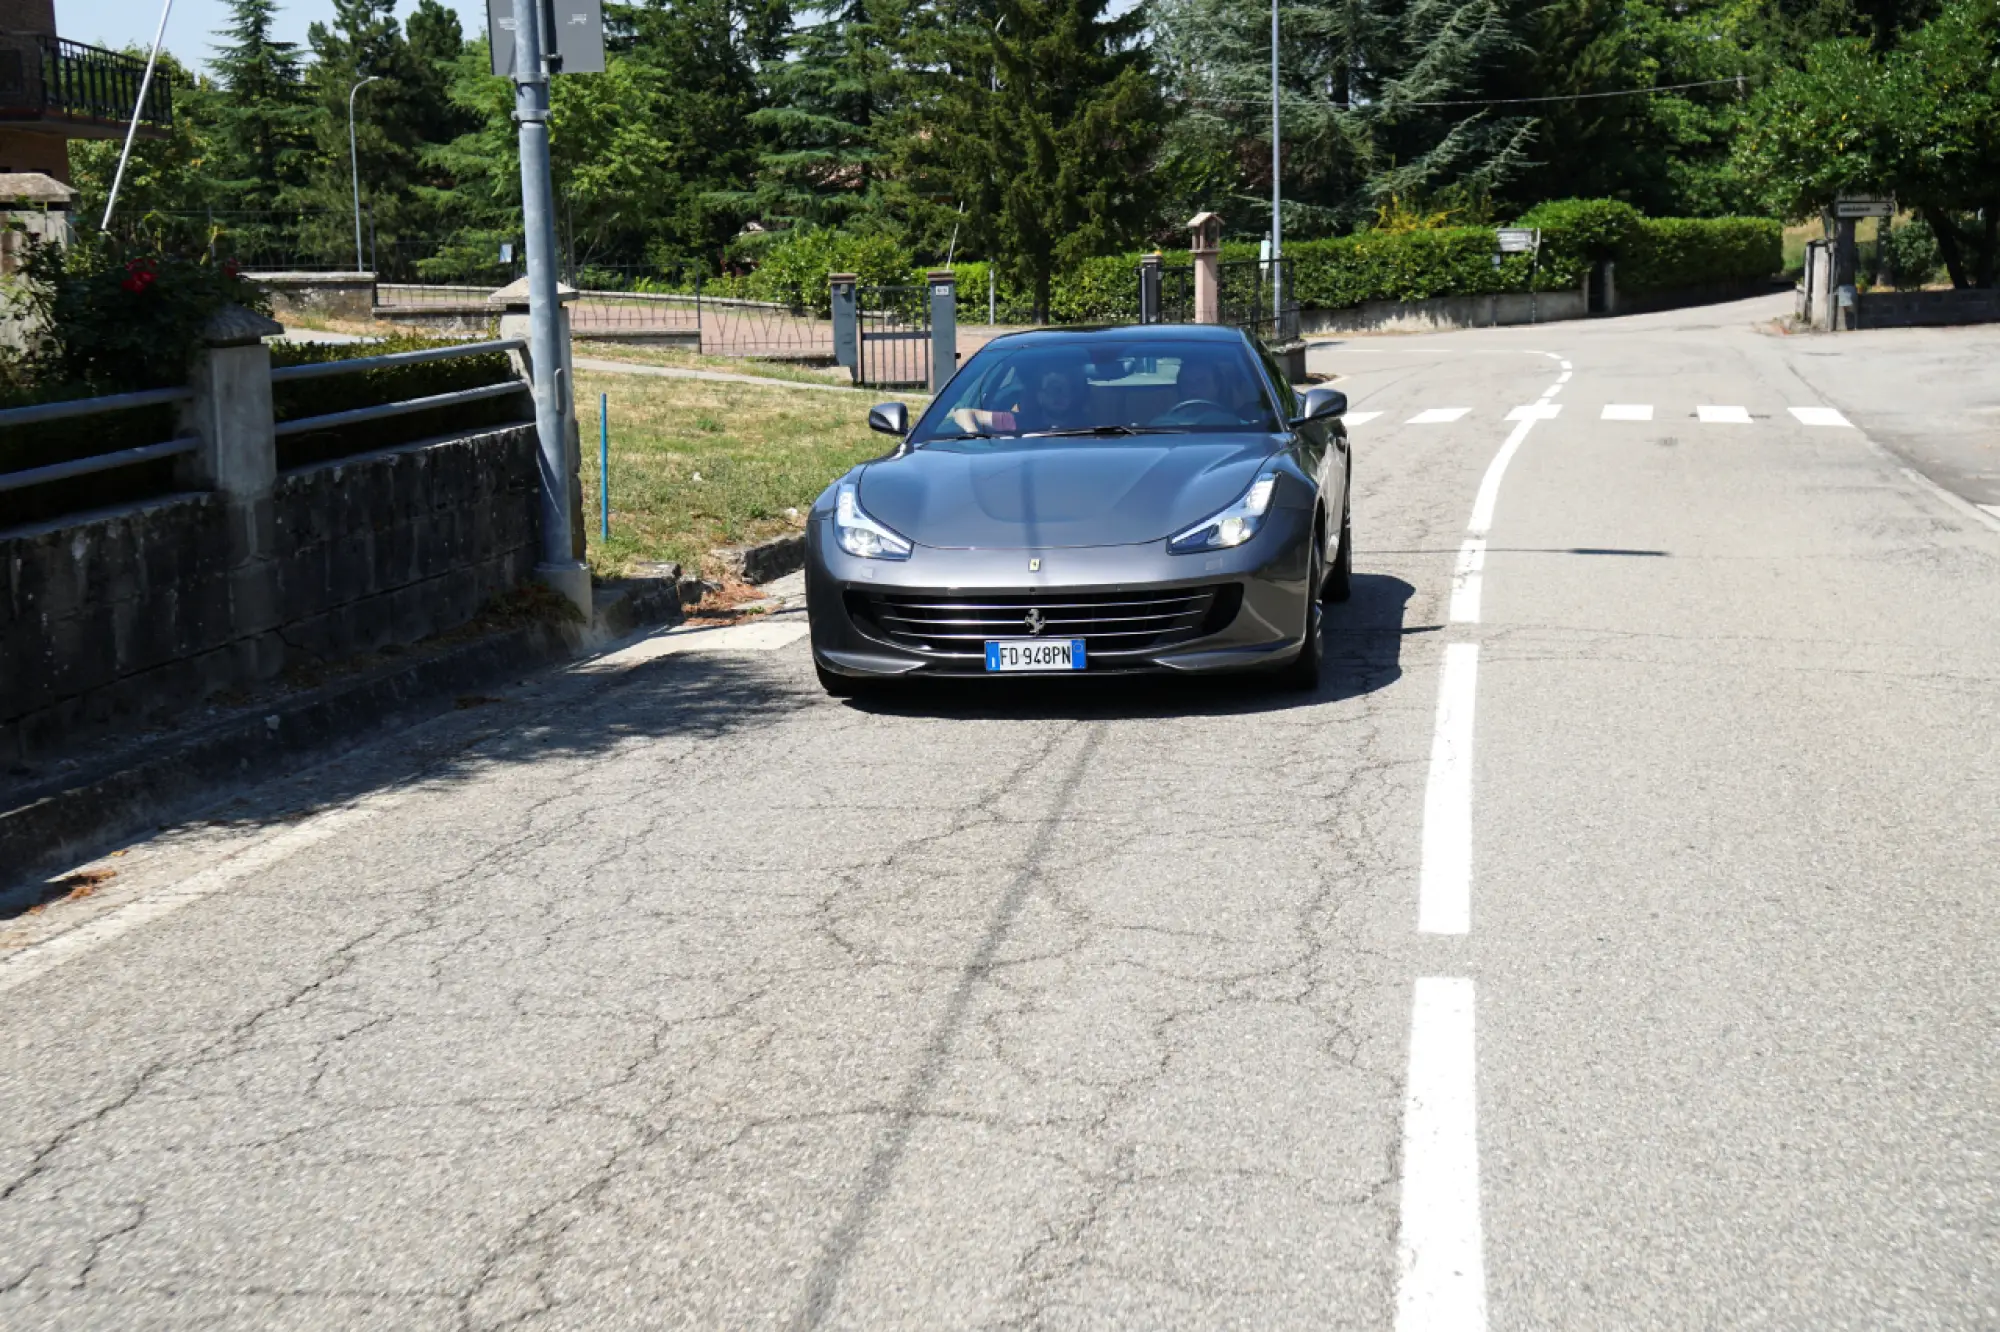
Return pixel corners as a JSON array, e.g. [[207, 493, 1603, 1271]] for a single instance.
[[8, 233, 271, 394], [746, 229, 913, 313], [1617, 217, 1782, 293], [1880, 219, 1943, 288], [1517, 198, 1645, 262], [269, 335, 524, 470]]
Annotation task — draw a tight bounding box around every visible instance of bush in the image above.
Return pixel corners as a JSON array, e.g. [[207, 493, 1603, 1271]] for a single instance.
[[8, 234, 271, 394], [746, 229, 913, 314], [1517, 198, 1645, 262], [1881, 219, 1943, 288], [1616, 217, 1782, 294]]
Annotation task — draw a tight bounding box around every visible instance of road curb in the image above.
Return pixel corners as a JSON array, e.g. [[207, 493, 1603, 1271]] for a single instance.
[[0, 577, 683, 900]]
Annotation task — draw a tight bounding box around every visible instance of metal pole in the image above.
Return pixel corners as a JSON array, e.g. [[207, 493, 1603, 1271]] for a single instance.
[[512, 0, 587, 607], [988, 266, 996, 326], [599, 392, 610, 541], [102, 0, 176, 228], [1270, 0, 1282, 323], [348, 75, 380, 271]]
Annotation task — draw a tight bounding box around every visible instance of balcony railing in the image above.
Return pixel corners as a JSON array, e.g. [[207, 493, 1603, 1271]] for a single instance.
[[0, 35, 173, 131]]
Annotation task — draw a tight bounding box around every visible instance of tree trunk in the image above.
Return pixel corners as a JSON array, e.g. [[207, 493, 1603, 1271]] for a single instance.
[[1033, 266, 1051, 325], [1924, 207, 1970, 289], [1980, 207, 1998, 289]]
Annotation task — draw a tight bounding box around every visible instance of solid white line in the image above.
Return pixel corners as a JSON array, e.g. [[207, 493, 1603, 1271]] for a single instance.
[[1409, 408, 1472, 425], [1505, 403, 1561, 422], [1601, 404, 1652, 421], [1448, 541, 1486, 623], [1467, 418, 1534, 536], [1697, 405, 1753, 424], [1788, 405, 1851, 428], [1418, 644, 1479, 935], [0, 798, 397, 997], [1395, 977, 1487, 1332], [1345, 411, 1384, 426]]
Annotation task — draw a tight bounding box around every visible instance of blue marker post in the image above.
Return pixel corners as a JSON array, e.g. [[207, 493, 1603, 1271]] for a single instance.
[[598, 392, 610, 541]]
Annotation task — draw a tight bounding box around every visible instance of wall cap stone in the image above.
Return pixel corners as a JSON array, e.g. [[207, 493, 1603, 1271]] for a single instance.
[[202, 303, 286, 347]]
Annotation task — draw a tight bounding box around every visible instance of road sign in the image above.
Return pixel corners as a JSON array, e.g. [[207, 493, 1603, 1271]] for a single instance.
[[1495, 227, 1539, 254], [1834, 197, 1893, 219], [489, 0, 604, 76]]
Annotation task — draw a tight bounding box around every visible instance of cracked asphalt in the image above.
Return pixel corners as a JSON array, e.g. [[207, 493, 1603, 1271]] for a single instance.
[[1, 294, 1994, 1329]]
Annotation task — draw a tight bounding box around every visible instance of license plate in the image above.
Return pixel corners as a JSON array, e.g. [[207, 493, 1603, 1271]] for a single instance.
[[984, 639, 1087, 672]]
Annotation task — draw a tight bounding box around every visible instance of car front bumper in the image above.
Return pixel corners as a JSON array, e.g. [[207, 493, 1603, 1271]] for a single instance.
[[806, 508, 1316, 679]]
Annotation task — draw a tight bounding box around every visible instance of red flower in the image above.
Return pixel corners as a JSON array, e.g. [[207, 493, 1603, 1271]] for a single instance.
[[221, 258, 240, 279], [121, 256, 158, 294]]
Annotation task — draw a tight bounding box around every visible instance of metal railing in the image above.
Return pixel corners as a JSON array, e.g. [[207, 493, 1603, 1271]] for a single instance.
[[0, 35, 173, 129], [856, 285, 932, 388], [269, 339, 529, 439], [0, 387, 195, 495]]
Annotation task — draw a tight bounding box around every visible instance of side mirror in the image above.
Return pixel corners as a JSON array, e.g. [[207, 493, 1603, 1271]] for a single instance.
[[868, 402, 909, 437], [1291, 387, 1348, 427]]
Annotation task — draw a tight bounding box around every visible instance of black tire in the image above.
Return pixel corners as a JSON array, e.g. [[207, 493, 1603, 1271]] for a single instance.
[[1281, 545, 1325, 692], [1323, 490, 1353, 604], [815, 661, 859, 697]]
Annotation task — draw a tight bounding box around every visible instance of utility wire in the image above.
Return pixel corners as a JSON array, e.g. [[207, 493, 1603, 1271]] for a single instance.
[[1185, 74, 1750, 111]]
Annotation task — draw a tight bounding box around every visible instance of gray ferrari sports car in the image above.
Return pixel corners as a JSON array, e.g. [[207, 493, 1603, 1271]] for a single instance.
[[804, 323, 1351, 694]]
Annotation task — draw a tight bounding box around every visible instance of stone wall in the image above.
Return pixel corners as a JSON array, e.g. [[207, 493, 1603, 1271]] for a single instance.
[[1297, 286, 1590, 336], [0, 424, 541, 764], [254, 272, 380, 324], [1857, 288, 2000, 329]]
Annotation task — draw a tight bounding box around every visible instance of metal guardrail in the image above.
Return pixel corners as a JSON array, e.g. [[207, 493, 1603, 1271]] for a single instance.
[[0, 35, 173, 129], [0, 385, 191, 429], [269, 338, 525, 383], [0, 386, 198, 496], [274, 381, 529, 439]]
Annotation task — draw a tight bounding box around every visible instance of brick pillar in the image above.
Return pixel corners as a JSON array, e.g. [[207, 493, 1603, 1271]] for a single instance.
[[1189, 212, 1222, 324]]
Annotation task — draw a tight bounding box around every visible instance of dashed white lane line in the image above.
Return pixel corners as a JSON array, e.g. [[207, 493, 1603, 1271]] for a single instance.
[[1505, 403, 1561, 421], [1448, 540, 1485, 623], [1558, 359, 1572, 370], [1789, 405, 1852, 427], [1697, 405, 1753, 424], [1409, 407, 1473, 425], [1467, 416, 1536, 536], [1418, 643, 1479, 935], [1601, 404, 1653, 421], [1345, 411, 1384, 426], [1395, 977, 1488, 1332]]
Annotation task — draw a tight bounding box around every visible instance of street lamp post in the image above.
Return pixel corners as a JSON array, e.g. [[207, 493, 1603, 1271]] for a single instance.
[[1270, 0, 1282, 331], [348, 75, 382, 271]]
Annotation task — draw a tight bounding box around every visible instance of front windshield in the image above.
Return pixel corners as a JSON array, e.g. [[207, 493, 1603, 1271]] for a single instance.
[[912, 338, 1283, 443]]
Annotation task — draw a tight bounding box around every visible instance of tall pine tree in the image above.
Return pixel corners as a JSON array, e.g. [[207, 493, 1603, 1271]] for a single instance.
[[209, 0, 312, 214]]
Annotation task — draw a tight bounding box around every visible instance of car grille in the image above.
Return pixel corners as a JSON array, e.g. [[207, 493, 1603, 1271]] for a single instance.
[[848, 585, 1239, 660]]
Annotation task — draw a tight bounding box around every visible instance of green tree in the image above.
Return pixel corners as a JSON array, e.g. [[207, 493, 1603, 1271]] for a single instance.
[[68, 54, 221, 229], [898, 0, 1169, 319], [208, 0, 314, 212]]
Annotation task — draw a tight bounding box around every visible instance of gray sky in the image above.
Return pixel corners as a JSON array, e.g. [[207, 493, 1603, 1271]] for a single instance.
[[61, 0, 488, 73]]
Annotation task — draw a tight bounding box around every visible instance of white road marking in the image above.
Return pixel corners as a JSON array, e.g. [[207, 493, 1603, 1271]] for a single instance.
[[1408, 408, 1472, 425], [1982, 504, 2000, 523], [1559, 359, 1572, 370], [1789, 406, 1852, 427], [1556, 370, 1572, 384], [1448, 540, 1486, 623], [1345, 411, 1384, 426], [1697, 405, 1753, 424], [1467, 417, 1535, 536], [1601, 404, 1653, 421], [1418, 644, 1479, 935], [0, 796, 401, 996], [1395, 976, 1487, 1332], [1505, 403, 1561, 421]]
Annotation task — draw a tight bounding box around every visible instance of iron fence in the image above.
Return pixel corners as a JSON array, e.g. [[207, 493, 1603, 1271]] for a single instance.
[[1142, 258, 1298, 342], [856, 285, 932, 388], [0, 35, 173, 130]]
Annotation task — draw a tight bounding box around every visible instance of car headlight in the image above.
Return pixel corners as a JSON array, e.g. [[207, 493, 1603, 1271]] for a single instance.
[[834, 482, 912, 560], [1168, 473, 1279, 554]]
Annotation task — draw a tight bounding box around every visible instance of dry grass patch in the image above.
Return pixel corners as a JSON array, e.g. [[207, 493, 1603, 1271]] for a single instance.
[[571, 342, 859, 387], [577, 371, 922, 578]]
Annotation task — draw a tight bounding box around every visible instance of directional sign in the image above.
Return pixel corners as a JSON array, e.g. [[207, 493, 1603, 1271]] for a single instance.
[[489, 0, 605, 76], [1834, 197, 1893, 219], [1495, 227, 1539, 254]]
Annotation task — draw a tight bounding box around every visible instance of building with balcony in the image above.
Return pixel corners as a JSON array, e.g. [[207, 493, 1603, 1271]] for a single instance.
[[0, 0, 171, 184]]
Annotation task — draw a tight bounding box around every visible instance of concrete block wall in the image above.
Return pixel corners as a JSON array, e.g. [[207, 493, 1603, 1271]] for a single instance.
[[0, 425, 542, 764], [1856, 288, 2000, 329]]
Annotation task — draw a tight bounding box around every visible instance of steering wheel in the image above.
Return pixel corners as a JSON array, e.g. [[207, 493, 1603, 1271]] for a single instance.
[[1155, 398, 1236, 426]]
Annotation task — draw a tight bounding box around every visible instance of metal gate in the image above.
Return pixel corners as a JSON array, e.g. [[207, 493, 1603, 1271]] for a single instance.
[[857, 285, 932, 388]]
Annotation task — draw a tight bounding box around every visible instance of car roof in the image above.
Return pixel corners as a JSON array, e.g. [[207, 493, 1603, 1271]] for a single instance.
[[980, 324, 1252, 348]]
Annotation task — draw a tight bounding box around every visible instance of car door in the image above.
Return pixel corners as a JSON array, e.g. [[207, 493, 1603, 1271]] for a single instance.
[[1251, 339, 1341, 550]]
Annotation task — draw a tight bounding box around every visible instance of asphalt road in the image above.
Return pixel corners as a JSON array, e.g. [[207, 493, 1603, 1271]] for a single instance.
[[2, 294, 1994, 1330]]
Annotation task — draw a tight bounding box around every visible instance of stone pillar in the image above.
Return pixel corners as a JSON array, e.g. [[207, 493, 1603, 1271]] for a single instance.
[[181, 303, 288, 684], [1139, 252, 1162, 324], [830, 273, 858, 375], [493, 276, 590, 595], [1189, 212, 1222, 324], [926, 270, 956, 395]]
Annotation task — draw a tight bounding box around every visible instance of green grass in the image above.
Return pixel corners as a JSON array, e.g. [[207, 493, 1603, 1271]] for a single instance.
[[570, 342, 860, 388], [577, 370, 923, 579]]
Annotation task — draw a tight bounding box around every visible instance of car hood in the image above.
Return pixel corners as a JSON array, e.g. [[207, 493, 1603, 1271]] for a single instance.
[[856, 436, 1281, 550]]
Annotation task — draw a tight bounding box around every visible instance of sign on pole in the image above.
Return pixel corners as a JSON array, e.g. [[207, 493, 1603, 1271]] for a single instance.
[[1834, 197, 1893, 219], [489, 0, 605, 76], [1495, 227, 1539, 254]]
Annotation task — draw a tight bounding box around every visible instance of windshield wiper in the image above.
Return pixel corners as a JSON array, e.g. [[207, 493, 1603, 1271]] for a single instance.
[[1023, 424, 1160, 437]]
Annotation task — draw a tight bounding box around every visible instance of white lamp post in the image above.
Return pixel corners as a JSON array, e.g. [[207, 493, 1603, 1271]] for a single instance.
[[348, 75, 382, 271]]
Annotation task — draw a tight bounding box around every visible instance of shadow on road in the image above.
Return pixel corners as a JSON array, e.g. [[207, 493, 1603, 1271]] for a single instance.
[[842, 572, 1414, 722]]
